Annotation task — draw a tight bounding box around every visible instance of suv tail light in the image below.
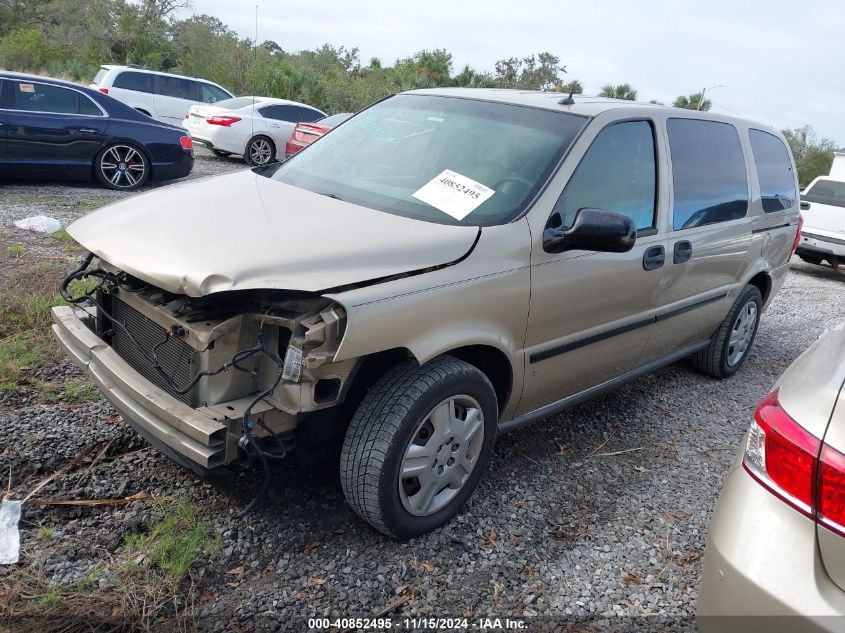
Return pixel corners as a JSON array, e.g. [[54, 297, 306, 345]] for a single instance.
[[790, 213, 804, 257], [98, 87, 109, 95], [179, 136, 193, 151], [744, 389, 845, 536], [207, 115, 241, 127]]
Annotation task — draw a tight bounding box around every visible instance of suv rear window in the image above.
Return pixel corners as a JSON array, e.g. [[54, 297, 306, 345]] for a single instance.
[[749, 129, 796, 213], [668, 118, 748, 230], [113, 71, 154, 93], [93, 68, 108, 85], [803, 179, 845, 209], [200, 83, 230, 103]]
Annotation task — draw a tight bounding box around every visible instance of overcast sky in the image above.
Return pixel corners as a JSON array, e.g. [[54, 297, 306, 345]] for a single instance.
[[192, 0, 844, 146]]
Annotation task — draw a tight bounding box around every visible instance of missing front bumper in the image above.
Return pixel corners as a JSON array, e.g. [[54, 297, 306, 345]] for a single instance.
[[51, 305, 228, 472]]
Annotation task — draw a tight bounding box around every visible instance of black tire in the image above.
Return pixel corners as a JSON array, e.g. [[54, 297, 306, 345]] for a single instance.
[[244, 135, 275, 166], [211, 149, 232, 158], [94, 142, 149, 191], [692, 285, 762, 379], [340, 356, 498, 539], [798, 253, 823, 265]]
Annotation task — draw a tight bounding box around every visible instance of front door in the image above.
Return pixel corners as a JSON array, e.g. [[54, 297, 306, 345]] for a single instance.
[[519, 118, 668, 415]]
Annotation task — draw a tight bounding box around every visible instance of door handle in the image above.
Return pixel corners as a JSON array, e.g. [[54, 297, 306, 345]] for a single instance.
[[77, 128, 101, 134], [643, 245, 665, 271], [673, 240, 693, 264]]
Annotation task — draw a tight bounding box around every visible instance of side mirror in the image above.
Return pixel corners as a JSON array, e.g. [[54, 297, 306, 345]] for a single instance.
[[543, 208, 637, 254], [800, 201, 811, 211]]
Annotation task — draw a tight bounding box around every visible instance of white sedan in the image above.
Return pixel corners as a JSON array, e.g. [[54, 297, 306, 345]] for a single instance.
[[182, 96, 325, 165]]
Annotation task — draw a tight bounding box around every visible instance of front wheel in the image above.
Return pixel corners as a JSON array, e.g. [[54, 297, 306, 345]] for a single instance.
[[692, 284, 762, 379], [340, 357, 498, 539], [94, 143, 149, 190], [244, 136, 275, 166]]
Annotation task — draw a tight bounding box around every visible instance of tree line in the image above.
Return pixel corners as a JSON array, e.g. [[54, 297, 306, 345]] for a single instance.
[[0, 0, 836, 184]]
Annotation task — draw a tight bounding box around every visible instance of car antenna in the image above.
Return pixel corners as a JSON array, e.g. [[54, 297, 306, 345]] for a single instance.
[[559, 85, 576, 106]]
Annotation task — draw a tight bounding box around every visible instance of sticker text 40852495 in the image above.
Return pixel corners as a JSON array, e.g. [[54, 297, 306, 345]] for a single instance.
[[412, 169, 495, 221]]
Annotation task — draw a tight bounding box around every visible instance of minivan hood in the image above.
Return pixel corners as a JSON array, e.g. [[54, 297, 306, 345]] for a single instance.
[[67, 170, 479, 296]]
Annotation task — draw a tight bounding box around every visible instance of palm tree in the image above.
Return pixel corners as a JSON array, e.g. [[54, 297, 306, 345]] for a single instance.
[[599, 83, 637, 100], [673, 92, 712, 111]]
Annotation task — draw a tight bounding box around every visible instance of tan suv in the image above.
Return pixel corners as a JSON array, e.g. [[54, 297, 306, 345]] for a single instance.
[[52, 89, 801, 538]]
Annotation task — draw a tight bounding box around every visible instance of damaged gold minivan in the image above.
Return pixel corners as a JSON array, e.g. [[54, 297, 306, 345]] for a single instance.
[[52, 89, 800, 538]]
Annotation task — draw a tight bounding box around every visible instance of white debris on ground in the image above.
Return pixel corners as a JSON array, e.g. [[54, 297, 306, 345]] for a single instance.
[[13, 215, 62, 234], [0, 500, 22, 565]]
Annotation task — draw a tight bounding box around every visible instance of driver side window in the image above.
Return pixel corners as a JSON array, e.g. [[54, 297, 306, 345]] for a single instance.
[[553, 120, 656, 231]]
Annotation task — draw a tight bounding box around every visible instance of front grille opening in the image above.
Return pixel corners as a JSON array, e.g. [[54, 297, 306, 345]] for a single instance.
[[110, 296, 198, 406], [314, 378, 341, 403]]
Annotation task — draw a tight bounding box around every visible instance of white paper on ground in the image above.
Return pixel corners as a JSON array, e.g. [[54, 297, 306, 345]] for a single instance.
[[14, 215, 62, 234], [0, 500, 22, 565], [412, 169, 495, 221]]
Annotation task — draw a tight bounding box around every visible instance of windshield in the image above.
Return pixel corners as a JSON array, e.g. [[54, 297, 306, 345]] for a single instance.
[[804, 179, 845, 209], [268, 94, 587, 226]]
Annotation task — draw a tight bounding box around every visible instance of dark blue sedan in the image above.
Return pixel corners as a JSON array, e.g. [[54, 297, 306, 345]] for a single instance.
[[0, 72, 193, 190]]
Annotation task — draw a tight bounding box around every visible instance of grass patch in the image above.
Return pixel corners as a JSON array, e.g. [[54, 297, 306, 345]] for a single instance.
[[61, 378, 101, 403], [36, 526, 55, 541], [6, 243, 25, 258], [2, 500, 215, 631], [123, 500, 219, 580], [51, 229, 85, 254]]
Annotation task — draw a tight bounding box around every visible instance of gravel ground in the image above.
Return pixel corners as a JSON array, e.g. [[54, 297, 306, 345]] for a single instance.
[[1, 159, 844, 631]]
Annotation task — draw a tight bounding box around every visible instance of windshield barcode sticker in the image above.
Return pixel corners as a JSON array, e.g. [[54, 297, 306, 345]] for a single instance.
[[412, 169, 495, 220]]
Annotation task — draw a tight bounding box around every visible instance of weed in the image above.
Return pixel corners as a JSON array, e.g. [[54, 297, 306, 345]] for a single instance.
[[61, 378, 101, 403], [76, 564, 103, 591], [6, 243, 25, 258], [36, 526, 54, 541], [52, 229, 85, 254], [37, 583, 61, 607]]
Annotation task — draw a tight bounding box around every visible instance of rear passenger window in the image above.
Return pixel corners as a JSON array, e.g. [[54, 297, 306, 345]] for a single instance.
[[668, 119, 748, 230], [78, 94, 101, 116], [200, 83, 230, 103], [113, 71, 154, 93], [749, 129, 796, 213], [296, 106, 323, 122], [259, 104, 301, 122], [158, 76, 198, 100], [553, 120, 656, 231]]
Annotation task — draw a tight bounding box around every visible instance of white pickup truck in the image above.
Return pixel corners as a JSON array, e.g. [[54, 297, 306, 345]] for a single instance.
[[797, 176, 845, 269]]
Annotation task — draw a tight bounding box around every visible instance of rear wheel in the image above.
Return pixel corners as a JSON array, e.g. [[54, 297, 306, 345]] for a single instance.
[[340, 357, 497, 539], [244, 136, 275, 166], [211, 149, 232, 158], [94, 143, 149, 191], [692, 284, 762, 379]]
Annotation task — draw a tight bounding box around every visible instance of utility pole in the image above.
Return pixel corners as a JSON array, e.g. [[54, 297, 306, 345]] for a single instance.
[[697, 84, 724, 110]]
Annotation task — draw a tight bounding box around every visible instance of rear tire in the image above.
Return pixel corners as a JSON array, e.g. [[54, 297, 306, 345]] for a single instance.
[[340, 357, 497, 539], [94, 143, 149, 191], [211, 149, 232, 158], [244, 136, 275, 166], [798, 253, 823, 265], [692, 285, 762, 379]]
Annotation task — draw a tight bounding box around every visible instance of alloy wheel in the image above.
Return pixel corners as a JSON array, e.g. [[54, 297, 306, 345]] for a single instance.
[[398, 395, 486, 516], [99, 145, 146, 189], [249, 138, 273, 165]]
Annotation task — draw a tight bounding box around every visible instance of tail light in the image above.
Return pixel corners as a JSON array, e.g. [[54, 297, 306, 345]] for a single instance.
[[179, 136, 193, 151], [98, 87, 109, 95], [207, 115, 241, 127], [790, 213, 804, 257], [743, 389, 845, 536]]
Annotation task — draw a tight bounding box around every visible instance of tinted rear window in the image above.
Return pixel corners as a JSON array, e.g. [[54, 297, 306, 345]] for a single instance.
[[158, 75, 198, 100], [749, 129, 796, 213], [803, 179, 845, 209], [113, 71, 154, 93], [668, 118, 748, 230], [200, 83, 230, 103], [259, 104, 301, 121], [297, 106, 324, 122], [93, 68, 108, 85]]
